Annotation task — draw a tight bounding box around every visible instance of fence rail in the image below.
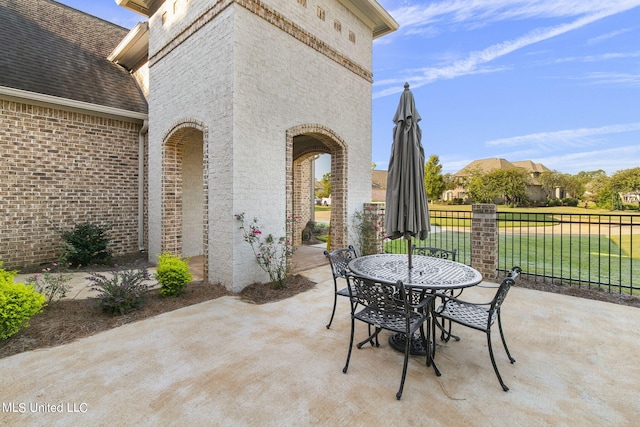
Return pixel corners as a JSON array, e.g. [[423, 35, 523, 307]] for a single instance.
[[383, 209, 639, 295]]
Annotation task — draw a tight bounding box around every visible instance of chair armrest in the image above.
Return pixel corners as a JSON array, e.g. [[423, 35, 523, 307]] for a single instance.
[[434, 292, 493, 309]]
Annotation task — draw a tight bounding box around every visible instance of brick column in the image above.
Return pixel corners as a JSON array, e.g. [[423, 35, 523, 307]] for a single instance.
[[471, 204, 498, 280], [363, 202, 385, 255]]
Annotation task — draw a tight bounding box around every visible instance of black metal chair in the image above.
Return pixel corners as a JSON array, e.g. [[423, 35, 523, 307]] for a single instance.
[[323, 245, 358, 329], [413, 245, 459, 342], [342, 273, 441, 400], [434, 266, 521, 391], [412, 246, 457, 261]]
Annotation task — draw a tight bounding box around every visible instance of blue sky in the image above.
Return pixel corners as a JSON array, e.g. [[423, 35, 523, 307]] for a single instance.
[[58, 0, 640, 177]]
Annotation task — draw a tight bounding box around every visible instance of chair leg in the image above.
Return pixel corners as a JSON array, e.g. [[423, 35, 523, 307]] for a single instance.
[[326, 292, 338, 329], [497, 311, 516, 363], [396, 329, 412, 400], [487, 332, 509, 391], [357, 327, 381, 349], [343, 317, 356, 374], [421, 325, 441, 377], [438, 318, 461, 342]]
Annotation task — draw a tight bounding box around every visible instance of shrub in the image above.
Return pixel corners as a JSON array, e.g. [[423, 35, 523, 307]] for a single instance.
[[235, 213, 295, 289], [87, 269, 151, 315], [350, 208, 385, 256], [154, 253, 192, 297], [27, 263, 72, 304], [0, 262, 45, 339], [61, 222, 112, 267]]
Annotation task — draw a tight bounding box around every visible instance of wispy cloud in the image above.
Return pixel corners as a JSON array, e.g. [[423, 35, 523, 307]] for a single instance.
[[581, 72, 640, 87], [485, 122, 640, 149], [554, 51, 640, 63], [374, 0, 640, 98], [385, 0, 640, 36], [587, 28, 634, 45], [531, 144, 640, 174]]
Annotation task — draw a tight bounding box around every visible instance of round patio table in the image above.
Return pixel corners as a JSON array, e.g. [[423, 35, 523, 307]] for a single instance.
[[348, 253, 483, 355]]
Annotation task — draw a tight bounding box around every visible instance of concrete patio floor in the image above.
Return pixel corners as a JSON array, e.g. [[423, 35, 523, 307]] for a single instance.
[[2, 259, 640, 426]]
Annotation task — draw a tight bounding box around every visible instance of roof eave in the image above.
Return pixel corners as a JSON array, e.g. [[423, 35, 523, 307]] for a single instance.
[[0, 86, 148, 121], [116, 0, 159, 18], [108, 22, 149, 71], [338, 0, 398, 39]]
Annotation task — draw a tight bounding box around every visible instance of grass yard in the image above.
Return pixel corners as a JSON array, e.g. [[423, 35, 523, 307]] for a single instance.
[[384, 229, 636, 291]]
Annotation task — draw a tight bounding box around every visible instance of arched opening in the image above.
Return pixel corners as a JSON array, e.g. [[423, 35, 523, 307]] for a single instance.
[[162, 121, 208, 282], [287, 125, 347, 252]]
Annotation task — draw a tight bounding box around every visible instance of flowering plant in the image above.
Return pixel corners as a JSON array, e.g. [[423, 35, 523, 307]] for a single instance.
[[235, 213, 296, 289], [27, 263, 73, 304], [350, 208, 385, 256]]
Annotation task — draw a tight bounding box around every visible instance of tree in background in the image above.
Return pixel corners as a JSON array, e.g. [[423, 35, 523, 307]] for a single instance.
[[424, 154, 445, 202], [491, 168, 530, 206], [443, 172, 456, 192], [563, 174, 585, 200], [464, 168, 496, 203], [463, 167, 529, 205], [538, 170, 565, 199], [609, 167, 640, 208], [315, 172, 331, 198]]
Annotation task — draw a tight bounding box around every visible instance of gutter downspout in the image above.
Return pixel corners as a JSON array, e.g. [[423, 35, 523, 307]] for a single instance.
[[138, 120, 149, 252]]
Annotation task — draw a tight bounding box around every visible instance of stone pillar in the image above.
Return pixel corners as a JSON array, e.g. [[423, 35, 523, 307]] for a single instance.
[[471, 204, 498, 280], [363, 202, 385, 255]]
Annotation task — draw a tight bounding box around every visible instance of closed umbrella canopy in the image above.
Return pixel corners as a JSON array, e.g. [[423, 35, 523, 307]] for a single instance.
[[385, 83, 429, 262]]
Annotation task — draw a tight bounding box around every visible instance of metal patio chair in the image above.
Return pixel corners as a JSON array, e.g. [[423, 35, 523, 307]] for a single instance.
[[323, 245, 358, 329], [434, 266, 521, 391], [342, 273, 441, 400], [413, 245, 460, 342]]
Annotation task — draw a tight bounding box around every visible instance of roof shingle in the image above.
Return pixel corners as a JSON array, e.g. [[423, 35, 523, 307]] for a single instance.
[[0, 0, 147, 114]]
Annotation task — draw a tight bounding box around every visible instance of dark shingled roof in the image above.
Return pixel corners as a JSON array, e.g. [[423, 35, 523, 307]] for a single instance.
[[0, 0, 147, 114]]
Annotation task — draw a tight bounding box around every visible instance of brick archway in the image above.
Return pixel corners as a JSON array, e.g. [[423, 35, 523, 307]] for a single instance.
[[286, 124, 347, 250], [162, 119, 209, 282]]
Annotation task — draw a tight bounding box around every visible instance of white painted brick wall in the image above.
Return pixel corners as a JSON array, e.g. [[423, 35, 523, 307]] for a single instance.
[[148, 0, 375, 290]]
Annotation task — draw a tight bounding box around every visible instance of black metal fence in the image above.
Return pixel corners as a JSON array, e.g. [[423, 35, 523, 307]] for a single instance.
[[497, 212, 638, 294], [384, 210, 472, 264], [384, 209, 639, 295]]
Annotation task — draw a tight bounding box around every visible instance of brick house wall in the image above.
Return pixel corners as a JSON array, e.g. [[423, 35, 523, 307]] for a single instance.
[[0, 99, 144, 270], [147, 0, 382, 291]]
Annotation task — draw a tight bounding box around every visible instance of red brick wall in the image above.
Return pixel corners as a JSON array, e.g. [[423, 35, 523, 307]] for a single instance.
[[0, 100, 144, 270]]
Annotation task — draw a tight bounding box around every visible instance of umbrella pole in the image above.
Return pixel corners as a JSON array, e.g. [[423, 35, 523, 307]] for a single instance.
[[408, 237, 413, 269]]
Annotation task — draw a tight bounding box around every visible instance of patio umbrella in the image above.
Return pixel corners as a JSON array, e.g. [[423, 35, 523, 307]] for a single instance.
[[384, 83, 430, 268]]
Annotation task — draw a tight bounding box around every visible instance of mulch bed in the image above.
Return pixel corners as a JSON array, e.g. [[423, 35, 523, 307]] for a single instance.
[[0, 273, 316, 360]]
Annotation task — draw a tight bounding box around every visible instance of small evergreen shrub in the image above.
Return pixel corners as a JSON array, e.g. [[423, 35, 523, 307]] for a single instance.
[[61, 222, 112, 267], [0, 262, 45, 339], [87, 269, 151, 315], [154, 252, 192, 297], [563, 198, 579, 207]]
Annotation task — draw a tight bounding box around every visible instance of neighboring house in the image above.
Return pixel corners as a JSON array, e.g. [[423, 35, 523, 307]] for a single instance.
[[371, 169, 387, 202], [1, 0, 397, 291], [444, 158, 551, 203]]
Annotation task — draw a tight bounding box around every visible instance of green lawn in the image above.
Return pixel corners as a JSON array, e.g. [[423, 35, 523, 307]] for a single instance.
[[384, 229, 636, 291]]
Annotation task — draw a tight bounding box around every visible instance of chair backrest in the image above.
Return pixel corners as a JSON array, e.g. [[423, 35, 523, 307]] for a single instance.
[[412, 246, 457, 261], [324, 245, 358, 279], [346, 274, 406, 315], [490, 266, 521, 315]]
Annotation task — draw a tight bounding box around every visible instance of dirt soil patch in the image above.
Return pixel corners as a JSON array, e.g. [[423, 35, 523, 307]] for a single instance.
[[515, 277, 640, 308]]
